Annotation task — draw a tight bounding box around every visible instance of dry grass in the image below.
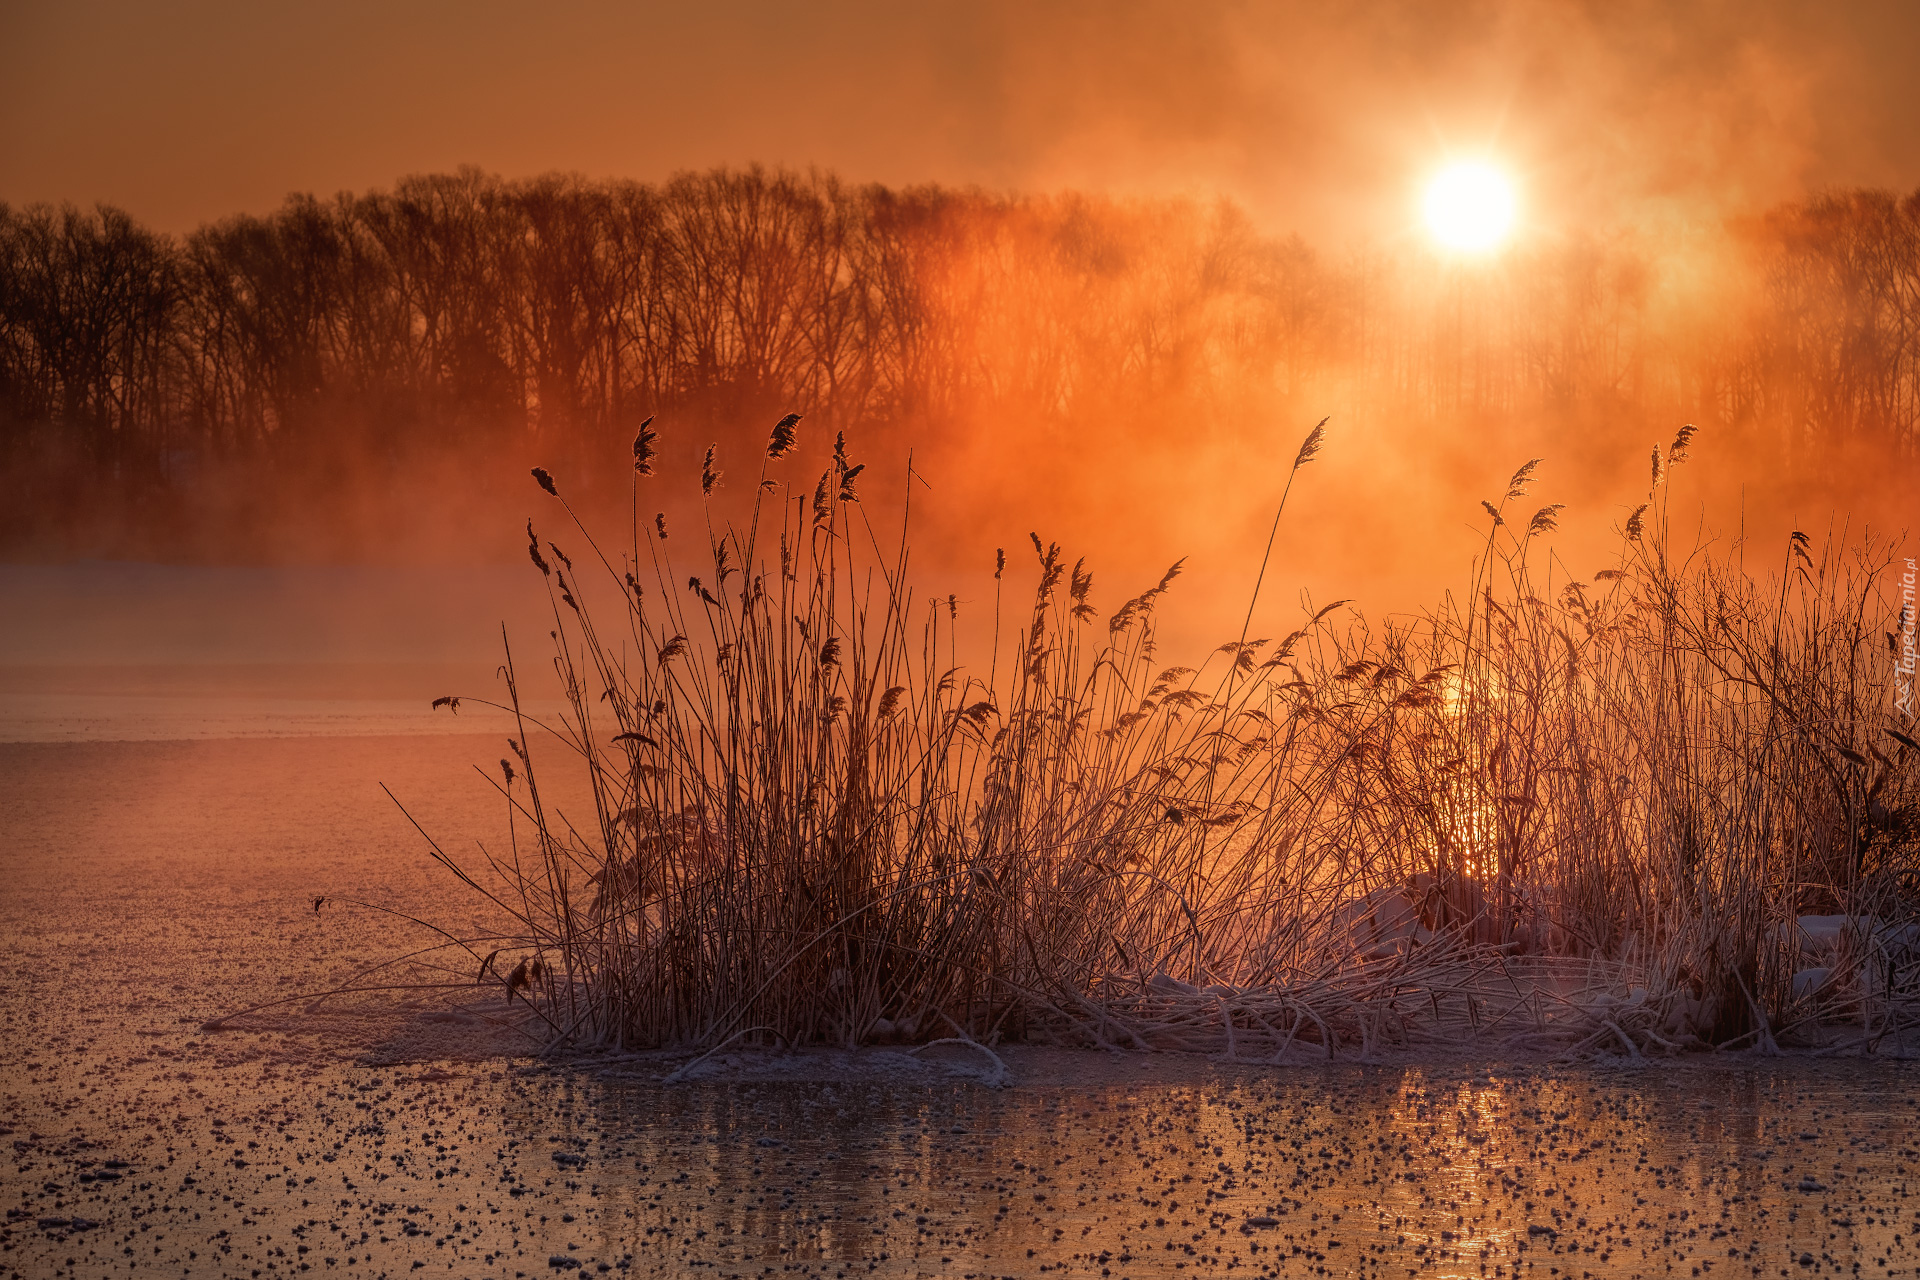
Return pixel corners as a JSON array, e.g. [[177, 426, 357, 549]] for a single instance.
[[418, 418, 1920, 1060]]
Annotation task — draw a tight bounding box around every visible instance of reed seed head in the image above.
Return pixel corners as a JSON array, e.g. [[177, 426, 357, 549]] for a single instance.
[[1670, 423, 1698, 465], [527, 521, 551, 575], [1294, 417, 1329, 469], [767, 412, 801, 459], [1505, 458, 1541, 500], [1070, 558, 1095, 619], [633, 415, 657, 475]]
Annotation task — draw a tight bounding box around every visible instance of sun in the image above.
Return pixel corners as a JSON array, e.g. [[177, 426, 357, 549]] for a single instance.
[[1423, 162, 1517, 253]]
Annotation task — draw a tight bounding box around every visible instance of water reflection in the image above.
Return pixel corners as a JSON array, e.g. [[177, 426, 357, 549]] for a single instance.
[[476, 1060, 1920, 1279]]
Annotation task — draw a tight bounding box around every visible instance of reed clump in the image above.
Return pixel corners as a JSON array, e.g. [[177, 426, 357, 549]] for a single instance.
[[424, 417, 1920, 1060]]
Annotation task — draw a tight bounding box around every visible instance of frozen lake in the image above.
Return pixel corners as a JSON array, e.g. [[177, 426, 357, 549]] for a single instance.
[[0, 561, 573, 741], [3, 563, 1918, 1280]]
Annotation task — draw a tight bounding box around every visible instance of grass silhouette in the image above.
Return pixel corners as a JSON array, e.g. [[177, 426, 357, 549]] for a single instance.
[[411, 415, 1920, 1060]]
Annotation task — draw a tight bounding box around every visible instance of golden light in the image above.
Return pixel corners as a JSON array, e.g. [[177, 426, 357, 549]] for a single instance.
[[1422, 161, 1517, 252]]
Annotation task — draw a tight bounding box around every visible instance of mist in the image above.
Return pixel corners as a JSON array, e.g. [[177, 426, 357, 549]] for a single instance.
[[7, 0, 1917, 654], [2, 167, 1914, 663]]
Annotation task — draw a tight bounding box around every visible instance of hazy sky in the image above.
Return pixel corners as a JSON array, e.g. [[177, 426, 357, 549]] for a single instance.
[[3, 0, 1918, 240]]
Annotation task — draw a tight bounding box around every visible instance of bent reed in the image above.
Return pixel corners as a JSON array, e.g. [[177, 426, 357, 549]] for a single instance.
[[420, 416, 1919, 1061]]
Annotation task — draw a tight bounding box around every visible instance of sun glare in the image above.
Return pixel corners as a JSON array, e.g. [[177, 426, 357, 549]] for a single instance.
[[1423, 162, 1517, 253]]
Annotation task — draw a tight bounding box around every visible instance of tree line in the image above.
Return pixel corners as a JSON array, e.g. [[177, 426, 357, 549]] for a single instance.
[[1, 166, 1915, 555]]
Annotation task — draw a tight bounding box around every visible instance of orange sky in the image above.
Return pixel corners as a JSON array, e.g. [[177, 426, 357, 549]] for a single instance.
[[4, 0, 1918, 242]]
